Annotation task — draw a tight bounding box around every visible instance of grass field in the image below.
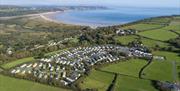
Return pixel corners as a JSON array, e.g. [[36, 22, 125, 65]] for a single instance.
[[140, 37, 170, 48], [138, 19, 179, 41], [100, 59, 147, 77], [114, 75, 157, 91], [165, 25, 180, 34], [45, 48, 68, 56], [114, 35, 139, 45], [143, 51, 180, 82], [122, 23, 163, 31], [176, 62, 180, 81], [0, 75, 70, 91], [80, 57, 177, 90], [143, 17, 171, 24], [1, 49, 66, 69], [113, 34, 170, 49], [79, 69, 114, 91], [100, 58, 174, 82], [143, 61, 173, 82], [138, 28, 178, 41], [152, 51, 180, 62], [1, 57, 35, 69]]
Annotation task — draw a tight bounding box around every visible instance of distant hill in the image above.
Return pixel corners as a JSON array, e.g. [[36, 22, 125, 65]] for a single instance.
[[0, 5, 108, 17]]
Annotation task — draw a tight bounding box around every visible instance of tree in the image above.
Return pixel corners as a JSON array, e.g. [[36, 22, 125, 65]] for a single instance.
[[34, 52, 45, 59]]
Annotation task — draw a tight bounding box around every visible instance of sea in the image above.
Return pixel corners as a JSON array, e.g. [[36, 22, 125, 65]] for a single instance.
[[49, 7, 180, 27]]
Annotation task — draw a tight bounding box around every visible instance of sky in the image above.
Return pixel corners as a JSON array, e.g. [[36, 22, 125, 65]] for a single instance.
[[1, 0, 180, 8]]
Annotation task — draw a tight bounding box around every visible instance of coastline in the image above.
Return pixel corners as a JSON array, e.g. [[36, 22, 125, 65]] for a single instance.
[[40, 10, 103, 28], [1, 8, 178, 28], [0, 9, 153, 28], [40, 10, 90, 27], [39, 11, 64, 23], [0, 11, 63, 20], [0, 10, 90, 27], [41, 10, 120, 28]]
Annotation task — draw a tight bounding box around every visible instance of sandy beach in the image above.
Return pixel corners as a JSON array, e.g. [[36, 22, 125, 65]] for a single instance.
[[0, 9, 129, 28], [39, 11, 66, 23], [40, 10, 112, 28], [0, 11, 63, 20], [0, 10, 87, 27]]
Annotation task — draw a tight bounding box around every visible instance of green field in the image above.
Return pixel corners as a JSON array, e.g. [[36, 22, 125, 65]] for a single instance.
[[79, 68, 157, 91], [143, 17, 171, 24], [79, 69, 114, 91], [1, 57, 35, 69], [152, 51, 180, 62], [122, 23, 163, 31], [138, 20, 179, 41], [79, 54, 179, 90], [114, 34, 171, 49], [114, 35, 139, 45], [100, 59, 147, 77], [0, 75, 70, 91], [143, 61, 173, 82], [138, 28, 178, 41], [1, 49, 66, 69], [114, 76, 157, 91], [176, 62, 180, 81], [140, 37, 170, 48], [45, 48, 68, 56], [100, 56, 177, 83], [165, 25, 180, 34], [144, 51, 180, 82]]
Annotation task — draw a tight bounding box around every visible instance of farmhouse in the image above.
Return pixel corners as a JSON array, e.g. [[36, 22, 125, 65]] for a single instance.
[[116, 29, 137, 36]]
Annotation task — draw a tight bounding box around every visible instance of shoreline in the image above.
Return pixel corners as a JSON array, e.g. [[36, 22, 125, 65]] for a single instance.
[[0, 10, 92, 27], [0, 10, 143, 28], [0, 11, 63, 20], [41, 11, 121, 28], [1, 9, 177, 28], [39, 11, 64, 23], [40, 11, 91, 27], [0, 10, 84, 27]]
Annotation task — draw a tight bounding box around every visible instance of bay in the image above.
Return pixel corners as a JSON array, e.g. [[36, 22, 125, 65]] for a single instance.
[[49, 7, 180, 27]]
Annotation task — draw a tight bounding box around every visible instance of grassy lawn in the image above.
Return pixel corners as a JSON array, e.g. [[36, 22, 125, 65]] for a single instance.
[[122, 23, 163, 31], [1, 49, 67, 69], [175, 31, 180, 34], [152, 51, 180, 81], [165, 25, 180, 34], [100, 52, 179, 82], [0, 75, 70, 91], [152, 51, 180, 62], [45, 48, 68, 56], [176, 62, 180, 81], [138, 28, 178, 41], [141, 51, 180, 82], [79, 69, 114, 91], [114, 34, 171, 48], [100, 59, 147, 77], [114, 35, 139, 45], [144, 17, 171, 24], [114, 75, 157, 91], [138, 19, 179, 41], [140, 37, 170, 48], [1, 57, 34, 69], [143, 61, 173, 82]]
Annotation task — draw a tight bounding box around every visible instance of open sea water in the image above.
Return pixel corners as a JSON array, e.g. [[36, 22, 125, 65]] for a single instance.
[[49, 7, 180, 27]]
